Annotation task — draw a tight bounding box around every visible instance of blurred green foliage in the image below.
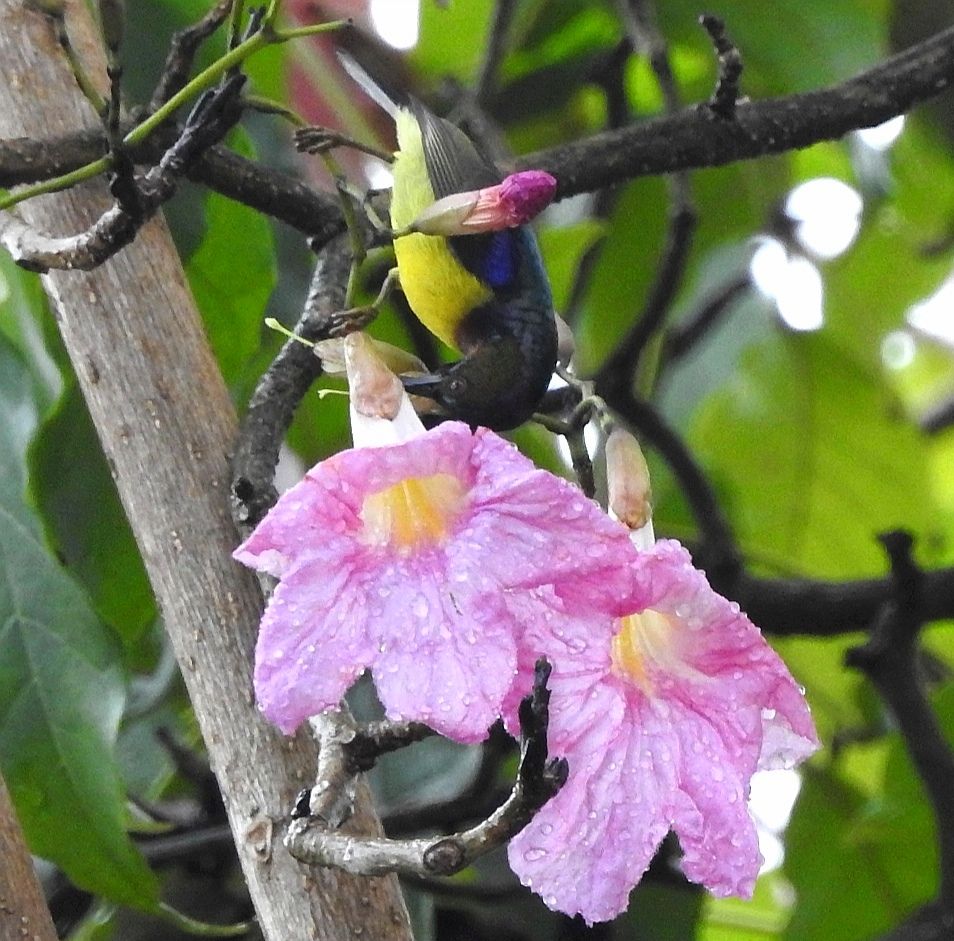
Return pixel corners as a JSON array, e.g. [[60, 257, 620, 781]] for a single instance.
[[1, 0, 953, 938]]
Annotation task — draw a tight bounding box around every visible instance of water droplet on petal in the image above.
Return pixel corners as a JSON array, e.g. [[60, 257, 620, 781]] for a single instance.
[[523, 847, 547, 862]]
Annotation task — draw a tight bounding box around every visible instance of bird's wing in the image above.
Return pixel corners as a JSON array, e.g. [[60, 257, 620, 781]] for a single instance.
[[410, 99, 499, 198]]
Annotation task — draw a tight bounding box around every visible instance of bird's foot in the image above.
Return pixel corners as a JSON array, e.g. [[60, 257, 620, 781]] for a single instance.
[[324, 305, 379, 338]]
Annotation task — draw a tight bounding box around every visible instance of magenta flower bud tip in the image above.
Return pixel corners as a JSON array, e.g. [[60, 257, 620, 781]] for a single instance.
[[497, 170, 558, 225]]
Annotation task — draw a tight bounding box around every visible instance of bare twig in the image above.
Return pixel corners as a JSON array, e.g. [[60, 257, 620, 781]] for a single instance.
[[286, 661, 568, 878], [659, 272, 751, 369], [347, 720, 437, 772], [599, 0, 696, 392], [699, 14, 744, 119], [474, 0, 517, 107], [150, 0, 234, 111], [1, 74, 246, 271], [230, 234, 350, 531], [846, 532, 954, 913]]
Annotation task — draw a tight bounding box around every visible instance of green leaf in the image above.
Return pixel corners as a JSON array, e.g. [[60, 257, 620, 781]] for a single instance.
[[784, 762, 897, 940], [185, 131, 277, 388], [0, 503, 159, 910], [413, 0, 495, 82], [0, 335, 41, 530], [28, 381, 155, 646], [0, 254, 60, 418], [689, 333, 937, 578], [0, 334, 157, 909]]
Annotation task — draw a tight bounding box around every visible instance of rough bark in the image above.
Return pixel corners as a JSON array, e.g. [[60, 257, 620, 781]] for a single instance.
[[0, 2, 412, 939], [0, 771, 58, 941]]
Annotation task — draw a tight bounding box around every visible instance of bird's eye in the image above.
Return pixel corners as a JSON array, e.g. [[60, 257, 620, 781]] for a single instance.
[[448, 377, 467, 395]]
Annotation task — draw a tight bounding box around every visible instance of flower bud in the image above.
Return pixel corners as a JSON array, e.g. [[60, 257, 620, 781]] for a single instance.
[[605, 427, 652, 531], [343, 333, 405, 420], [408, 170, 557, 236]]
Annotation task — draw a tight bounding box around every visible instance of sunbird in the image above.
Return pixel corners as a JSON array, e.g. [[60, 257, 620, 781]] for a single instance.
[[387, 101, 559, 431]]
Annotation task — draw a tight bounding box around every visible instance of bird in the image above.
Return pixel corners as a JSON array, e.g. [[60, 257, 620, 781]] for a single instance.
[[386, 100, 559, 432]]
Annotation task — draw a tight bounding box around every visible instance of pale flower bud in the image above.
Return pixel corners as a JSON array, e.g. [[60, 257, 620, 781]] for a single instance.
[[606, 427, 653, 531], [344, 333, 405, 421], [408, 170, 557, 236], [317, 336, 426, 379]]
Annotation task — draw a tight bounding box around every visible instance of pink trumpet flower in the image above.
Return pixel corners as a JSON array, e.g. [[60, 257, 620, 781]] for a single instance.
[[504, 539, 819, 923], [233, 334, 639, 742]]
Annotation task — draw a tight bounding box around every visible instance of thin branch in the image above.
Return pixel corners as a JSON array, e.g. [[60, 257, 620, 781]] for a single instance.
[[474, 0, 517, 107], [286, 660, 567, 878], [140, 823, 236, 866], [598, 0, 696, 392], [659, 272, 751, 369], [0, 74, 247, 271], [150, 0, 234, 111], [699, 14, 744, 119], [595, 197, 695, 394], [230, 234, 350, 531], [515, 24, 954, 197], [845, 532, 954, 914], [347, 720, 437, 772]]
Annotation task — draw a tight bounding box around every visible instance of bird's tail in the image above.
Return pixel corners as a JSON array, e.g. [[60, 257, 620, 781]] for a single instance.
[[337, 50, 401, 118]]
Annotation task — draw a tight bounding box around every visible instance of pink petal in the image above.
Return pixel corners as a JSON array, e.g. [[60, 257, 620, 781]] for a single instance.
[[636, 540, 820, 770], [234, 422, 476, 577], [666, 697, 761, 896], [509, 687, 675, 924], [254, 559, 378, 733], [365, 558, 518, 742], [503, 538, 818, 921], [461, 430, 641, 613]]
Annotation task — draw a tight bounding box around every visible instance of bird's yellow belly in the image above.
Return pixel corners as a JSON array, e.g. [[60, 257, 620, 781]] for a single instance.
[[394, 233, 491, 352]]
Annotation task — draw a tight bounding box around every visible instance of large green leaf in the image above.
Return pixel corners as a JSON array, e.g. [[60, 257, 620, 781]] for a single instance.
[[28, 382, 155, 646], [0, 343, 158, 911], [660, 0, 888, 98], [0, 508, 159, 911], [413, 0, 495, 82], [690, 333, 937, 578], [784, 760, 899, 940]]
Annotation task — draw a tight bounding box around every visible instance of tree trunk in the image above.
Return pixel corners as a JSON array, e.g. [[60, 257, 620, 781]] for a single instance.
[[0, 2, 412, 939]]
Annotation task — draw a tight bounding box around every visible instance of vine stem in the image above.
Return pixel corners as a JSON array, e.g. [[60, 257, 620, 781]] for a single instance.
[[0, 16, 349, 211]]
